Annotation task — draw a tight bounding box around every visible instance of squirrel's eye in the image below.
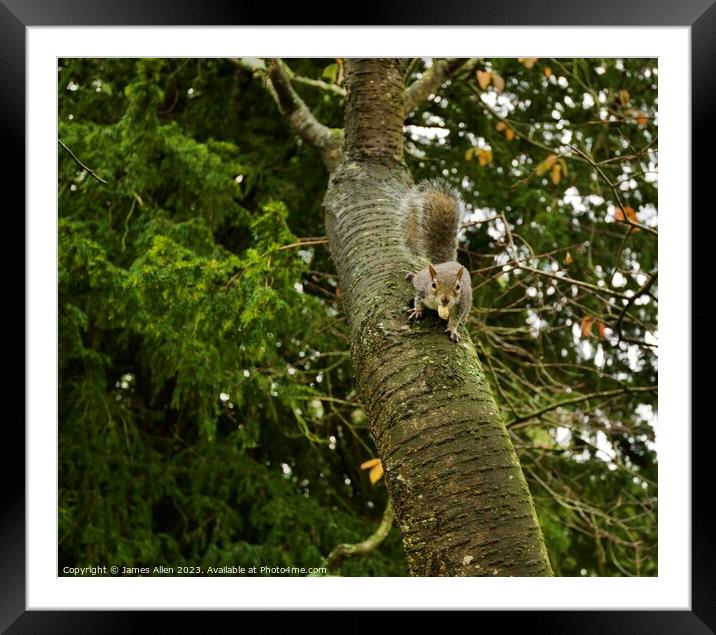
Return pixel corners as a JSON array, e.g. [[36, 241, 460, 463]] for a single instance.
[[431, 281, 437, 289], [456, 284, 461, 291]]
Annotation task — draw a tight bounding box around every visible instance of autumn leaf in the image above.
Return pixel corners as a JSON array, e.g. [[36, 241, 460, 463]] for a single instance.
[[518, 58, 539, 69], [465, 147, 476, 161], [477, 70, 492, 90], [626, 108, 649, 125], [551, 163, 561, 185], [619, 89, 630, 106], [492, 73, 506, 92], [581, 316, 594, 338], [477, 148, 493, 166], [496, 121, 515, 140], [543, 66, 553, 78], [360, 458, 384, 485], [360, 458, 381, 470], [369, 463, 384, 484], [535, 153, 558, 176], [563, 251, 573, 265], [597, 321, 607, 338], [614, 207, 639, 231]]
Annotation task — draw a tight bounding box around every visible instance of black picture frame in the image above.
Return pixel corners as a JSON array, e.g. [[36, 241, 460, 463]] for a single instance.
[[3, 1, 712, 632]]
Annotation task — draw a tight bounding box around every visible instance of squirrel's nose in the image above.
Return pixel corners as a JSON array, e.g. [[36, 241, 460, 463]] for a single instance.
[[440, 295, 450, 305]]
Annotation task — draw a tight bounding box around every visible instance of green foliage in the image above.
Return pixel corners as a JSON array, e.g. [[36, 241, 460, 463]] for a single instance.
[[59, 58, 402, 576]]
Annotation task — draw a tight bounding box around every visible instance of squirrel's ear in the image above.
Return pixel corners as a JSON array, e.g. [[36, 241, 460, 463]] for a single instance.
[[428, 264, 437, 279], [457, 265, 465, 281]]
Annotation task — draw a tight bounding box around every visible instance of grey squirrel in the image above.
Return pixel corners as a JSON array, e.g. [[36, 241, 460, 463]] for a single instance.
[[401, 180, 472, 342]]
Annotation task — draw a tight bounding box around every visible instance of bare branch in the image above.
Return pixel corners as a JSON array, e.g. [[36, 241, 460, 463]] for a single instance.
[[58, 139, 109, 184], [405, 58, 472, 113], [233, 57, 266, 74], [324, 500, 395, 574], [291, 74, 346, 97], [278, 237, 328, 251], [233, 58, 343, 170], [514, 264, 631, 301], [615, 273, 658, 344], [507, 386, 657, 428]]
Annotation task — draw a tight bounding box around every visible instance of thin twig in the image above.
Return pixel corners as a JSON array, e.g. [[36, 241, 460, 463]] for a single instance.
[[507, 386, 657, 428], [58, 139, 109, 184]]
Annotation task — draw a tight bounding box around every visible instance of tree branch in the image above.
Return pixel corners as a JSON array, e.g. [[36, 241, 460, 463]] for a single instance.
[[324, 500, 395, 574], [405, 58, 472, 113], [234, 58, 343, 170], [267, 59, 343, 168], [615, 273, 658, 344], [506, 386, 657, 428], [58, 139, 109, 184], [291, 74, 346, 97]]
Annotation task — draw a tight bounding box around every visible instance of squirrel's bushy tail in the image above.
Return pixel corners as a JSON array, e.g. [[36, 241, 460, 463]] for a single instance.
[[402, 179, 463, 264]]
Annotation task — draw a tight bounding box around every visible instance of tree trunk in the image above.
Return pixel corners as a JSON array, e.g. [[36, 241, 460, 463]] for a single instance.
[[324, 59, 552, 576]]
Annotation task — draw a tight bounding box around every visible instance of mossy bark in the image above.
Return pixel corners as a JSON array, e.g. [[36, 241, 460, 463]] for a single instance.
[[324, 59, 552, 576]]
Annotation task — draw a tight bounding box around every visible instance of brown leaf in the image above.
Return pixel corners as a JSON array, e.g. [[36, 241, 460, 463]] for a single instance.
[[535, 153, 558, 176], [581, 316, 594, 338], [477, 70, 492, 90], [477, 149, 493, 166], [551, 163, 561, 185], [492, 73, 505, 92], [563, 251, 573, 265], [495, 121, 507, 132], [543, 66, 553, 78], [619, 89, 631, 106], [369, 463, 384, 485], [505, 128, 515, 141], [360, 458, 381, 470], [615, 207, 639, 230], [597, 321, 607, 338], [518, 58, 539, 69], [626, 108, 648, 125]]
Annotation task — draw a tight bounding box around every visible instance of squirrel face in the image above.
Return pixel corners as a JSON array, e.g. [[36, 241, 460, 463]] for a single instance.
[[427, 263, 464, 320]]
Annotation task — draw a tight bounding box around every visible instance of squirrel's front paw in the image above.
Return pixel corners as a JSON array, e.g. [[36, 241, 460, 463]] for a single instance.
[[446, 327, 461, 342], [408, 307, 423, 320]]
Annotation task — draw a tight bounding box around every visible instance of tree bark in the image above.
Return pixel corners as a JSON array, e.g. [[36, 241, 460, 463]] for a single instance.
[[323, 59, 552, 576]]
